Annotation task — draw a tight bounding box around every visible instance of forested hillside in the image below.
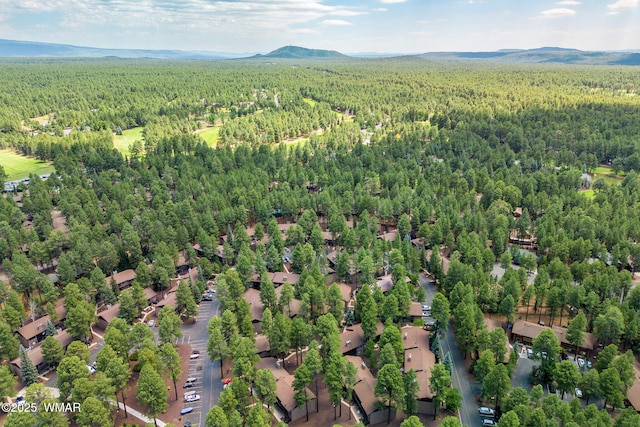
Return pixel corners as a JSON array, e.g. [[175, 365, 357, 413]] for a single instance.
[[1, 58, 640, 427]]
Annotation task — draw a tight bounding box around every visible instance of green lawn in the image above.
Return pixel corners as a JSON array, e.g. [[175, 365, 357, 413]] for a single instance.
[[591, 166, 624, 187], [579, 189, 595, 200], [197, 127, 220, 147], [303, 98, 317, 106], [113, 127, 144, 155], [593, 166, 614, 174], [0, 149, 55, 181], [283, 136, 311, 148]]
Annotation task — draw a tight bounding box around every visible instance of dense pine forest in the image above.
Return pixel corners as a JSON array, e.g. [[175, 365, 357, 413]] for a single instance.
[[1, 58, 640, 427]]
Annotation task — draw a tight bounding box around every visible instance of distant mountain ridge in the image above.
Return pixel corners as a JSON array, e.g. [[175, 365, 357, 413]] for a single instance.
[[417, 46, 640, 65], [255, 46, 348, 59], [0, 39, 639, 65], [0, 39, 239, 59]]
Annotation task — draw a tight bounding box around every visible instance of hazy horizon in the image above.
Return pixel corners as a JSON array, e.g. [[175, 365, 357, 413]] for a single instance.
[[0, 0, 638, 54]]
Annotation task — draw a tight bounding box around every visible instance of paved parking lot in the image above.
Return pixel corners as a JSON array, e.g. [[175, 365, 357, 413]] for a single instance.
[[179, 294, 221, 427], [180, 339, 207, 427], [511, 344, 540, 391], [511, 343, 600, 405]]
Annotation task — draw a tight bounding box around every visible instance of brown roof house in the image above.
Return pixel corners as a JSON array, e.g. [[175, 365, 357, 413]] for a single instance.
[[375, 274, 411, 293], [340, 322, 384, 356], [377, 230, 399, 242], [144, 287, 158, 304], [345, 355, 395, 425], [401, 326, 437, 414], [96, 304, 120, 331], [244, 288, 265, 333], [17, 315, 53, 349], [10, 330, 73, 377], [627, 359, 640, 412], [256, 357, 316, 423], [106, 269, 136, 290], [271, 272, 300, 287], [274, 286, 303, 318], [511, 319, 598, 356], [155, 290, 177, 310]]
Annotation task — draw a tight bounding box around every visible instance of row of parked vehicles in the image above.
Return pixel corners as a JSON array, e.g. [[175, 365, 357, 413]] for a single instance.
[[524, 345, 593, 369], [479, 406, 496, 426]]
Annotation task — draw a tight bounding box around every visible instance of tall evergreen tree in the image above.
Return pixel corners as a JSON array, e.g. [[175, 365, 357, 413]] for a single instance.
[[19, 345, 39, 386]]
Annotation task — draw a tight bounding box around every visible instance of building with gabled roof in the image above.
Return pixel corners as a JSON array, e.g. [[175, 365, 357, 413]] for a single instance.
[[106, 269, 136, 289], [96, 304, 120, 330], [340, 322, 384, 355], [627, 359, 640, 412], [17, 315, 55, 349], [10, 330, 73, 377], [345, 355, 395, 425], [401, 326, 437, 407], [256, 357, 316, 423], [244, 288, 264, 324], [511, 319, 598, 356]]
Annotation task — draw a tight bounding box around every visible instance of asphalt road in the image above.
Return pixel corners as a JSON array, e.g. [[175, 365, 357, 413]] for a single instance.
[[179, 295, 222, 427], [419, 274, 484, 427]]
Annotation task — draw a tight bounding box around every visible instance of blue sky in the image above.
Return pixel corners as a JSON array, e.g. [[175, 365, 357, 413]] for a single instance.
[[0, 0, 638, 53]]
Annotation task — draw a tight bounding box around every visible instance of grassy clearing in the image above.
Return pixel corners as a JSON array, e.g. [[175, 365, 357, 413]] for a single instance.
[[197, 127, 220, 147], [579, 189, 595, 199], [113, 127, 144, 155], [596, 174, 624, 186], [0, 149, 55, 181], [30, 114, 52, 125], [591, 165, 624, 187], [283, 136, 311, 147], [303, 98, 317, 106], [593, 166, 618, 174]]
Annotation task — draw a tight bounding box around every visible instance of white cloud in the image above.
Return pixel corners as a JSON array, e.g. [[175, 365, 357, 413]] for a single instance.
[[0, 0, 365, 32], [290, 28, 318, 34], [607, 0, 638, 14], [379, 0, 406, 3], [373, 8, 388, 12], [540, 8, 577, 18], [557, 0, 582, 5], [322, 19, 353, 26]]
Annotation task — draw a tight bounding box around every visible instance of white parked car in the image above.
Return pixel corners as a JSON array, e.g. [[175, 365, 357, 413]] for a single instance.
[[577, 357, 585, 368], [185, 394, 201, 403], [87, 364, 96, 374], [575, 388, 583, 398], [190, 352, 200, 359], [478, 407, 495, 416], [148, 320, 155, 327], [482, 419, 497, 427], [422, 304, 431, 311]]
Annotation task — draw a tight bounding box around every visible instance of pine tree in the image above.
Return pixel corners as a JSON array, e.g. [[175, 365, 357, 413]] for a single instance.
[[45, 320, 56, 337], [20, 345, 39, 386]]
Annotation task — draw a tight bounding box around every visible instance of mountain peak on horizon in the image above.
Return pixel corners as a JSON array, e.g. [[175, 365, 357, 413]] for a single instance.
[[260, 45, 348, 59]]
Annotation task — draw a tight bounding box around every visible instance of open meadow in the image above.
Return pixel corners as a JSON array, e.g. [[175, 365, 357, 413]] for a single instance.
[[113, 127, 144, 155], [0, 149, 55, 181], [196, 126, 220, 147]]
